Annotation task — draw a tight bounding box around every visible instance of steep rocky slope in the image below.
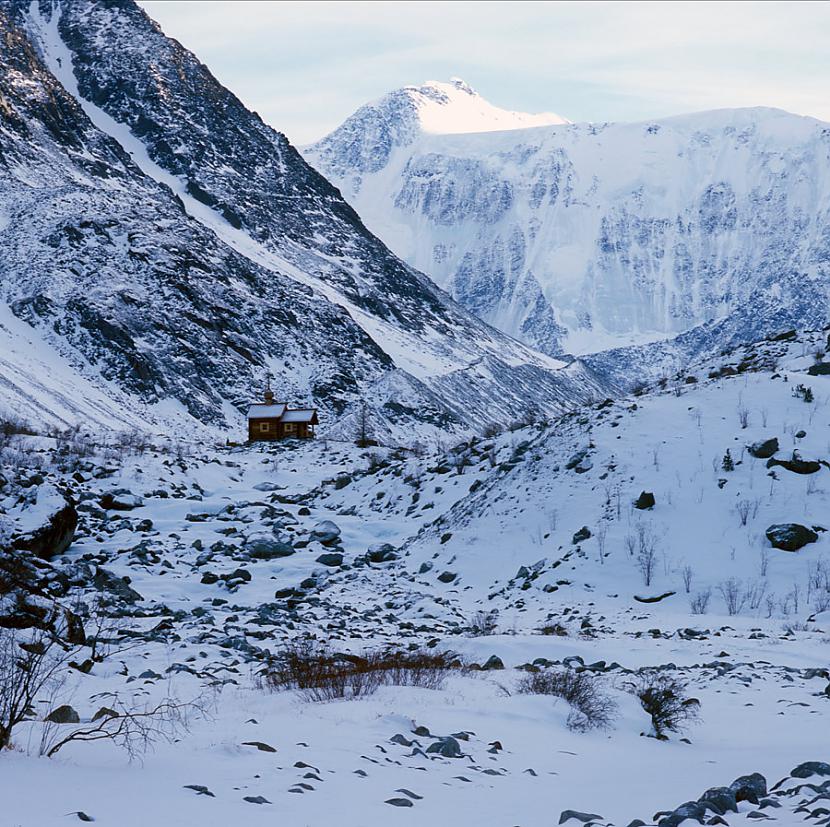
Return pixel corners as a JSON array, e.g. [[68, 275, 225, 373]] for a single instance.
[[307, 85, 830, 361], [0, 1, 604, 440]]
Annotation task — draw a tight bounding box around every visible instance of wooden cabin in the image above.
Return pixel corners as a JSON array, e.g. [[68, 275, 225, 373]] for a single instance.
[[247, 389, 318, 442]]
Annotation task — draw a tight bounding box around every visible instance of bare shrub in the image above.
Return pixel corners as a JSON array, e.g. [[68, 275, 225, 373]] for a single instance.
[[681, 565, 694, 594], [690, 588, 712, 615], [0, 628, 75, 751], [628, 672, 701, 739], [264, 642, 459, 701], [516, 668, 617, 731], [468, 611, 499, 637], [43, 695, 198, 760], [635, 523, 658, 586], [718, 577, 748, 615]]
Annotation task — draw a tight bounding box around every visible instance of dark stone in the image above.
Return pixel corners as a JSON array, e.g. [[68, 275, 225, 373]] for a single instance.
[[93, 568, 143, 603], [315, 553, 343, 567], [437, 570, 457, 584], [698, 786, 738, 815], [99, 492, 143, 510], [748, 438, 779, 459], [767, 457, 821, 474], [729, 772, 767, 804], [45, 704, 80, 724], [634, 591, 676, 603], [559, 810, 604, 824], [425, 736, 463, 758], [366, 543, 397, 563], [242, 796, 271, 805], [807, 362, 830, 375], [481, 654, 505, 671], [247, 537, 295, 559], [766, 523, 818, 551], [241, 741, 277, 753], [634, 491, 656, 510], [572, 526, 591, 544], [13, 497, 77, 560], [385, 798, 414, 807], [310, 520, 341, 546], [790, 761, 830, 778]]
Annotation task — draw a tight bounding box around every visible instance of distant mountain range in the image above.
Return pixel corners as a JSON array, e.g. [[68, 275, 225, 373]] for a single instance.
[[306, 80, 830, 362]]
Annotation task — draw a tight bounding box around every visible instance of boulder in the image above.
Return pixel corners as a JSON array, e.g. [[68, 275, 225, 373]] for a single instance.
[[729, 773, 767, 804], [315, 553, 343, 567], [766, 523, 818, 552], [481, 654, 505, 671], [425, 736, 463, 758], [366, 543, 397, 563], [245, 534, 295, 559], [572, 526, 591, 544], [634, 491, 656, 510], [99, 492, 144, 511], [13, 487, 77, 560], [310, 520, 341, 546], [45, 704, 80, 724], [790, 761, 830, 778], [93, 568, 143, 603], [437, 570, 457, 584], [748, 438, 779, 459]]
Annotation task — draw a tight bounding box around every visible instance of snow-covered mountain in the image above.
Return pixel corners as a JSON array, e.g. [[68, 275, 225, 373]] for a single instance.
[[0, 2, 604, 441], [307, 85, 830, 361]]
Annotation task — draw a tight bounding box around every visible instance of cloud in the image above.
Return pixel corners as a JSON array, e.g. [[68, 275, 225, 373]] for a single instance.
[[138, 0, 830, 143]]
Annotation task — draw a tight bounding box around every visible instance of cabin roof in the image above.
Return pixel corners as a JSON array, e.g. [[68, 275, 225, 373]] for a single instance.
[[281, 409, 317, 423], [247, 403, 286, 419]]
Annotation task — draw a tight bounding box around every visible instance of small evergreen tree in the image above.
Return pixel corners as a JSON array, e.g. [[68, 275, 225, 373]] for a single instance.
[[722, 449, 734, 472]]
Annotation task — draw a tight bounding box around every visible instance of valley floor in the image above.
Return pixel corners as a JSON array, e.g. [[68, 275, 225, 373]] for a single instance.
[[3, 330, 830, 826]]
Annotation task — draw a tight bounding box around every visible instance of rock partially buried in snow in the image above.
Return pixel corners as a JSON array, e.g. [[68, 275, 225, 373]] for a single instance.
[[748, 437, 779, 459], [437, 570, 457, 584], [12, 485, 77, 560], [45, 704, 80, 724], [366, 543, 397, 563], [634, 491, 655, 510], [316, 552, 343, 567], [99, 491, 143, 510], [310, 520, 341, 546], [558, 810, 604, 824], [245, 534, 295, 559], [765, 523, 818, 551]]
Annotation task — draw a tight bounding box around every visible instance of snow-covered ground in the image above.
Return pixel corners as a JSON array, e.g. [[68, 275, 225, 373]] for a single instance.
[[2, 328, 829, 826]]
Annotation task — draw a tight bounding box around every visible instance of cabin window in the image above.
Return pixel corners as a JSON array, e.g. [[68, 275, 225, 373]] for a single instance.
[[259, 422, 270, 433], [284, 423, 297, 434]]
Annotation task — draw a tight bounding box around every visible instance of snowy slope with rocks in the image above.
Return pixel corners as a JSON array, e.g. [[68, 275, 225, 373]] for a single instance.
[[0, 1, 605, 441], [307, 85, 830, 361], [2, 326, 829, 825]]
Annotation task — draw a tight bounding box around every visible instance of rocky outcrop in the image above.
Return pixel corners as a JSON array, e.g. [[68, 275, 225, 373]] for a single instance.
[[766, 523, 819, 551]]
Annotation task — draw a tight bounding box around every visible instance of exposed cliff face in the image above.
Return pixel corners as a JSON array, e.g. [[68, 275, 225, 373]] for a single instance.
[[0, 2, 607, 441], [307, 88, 830, 362]]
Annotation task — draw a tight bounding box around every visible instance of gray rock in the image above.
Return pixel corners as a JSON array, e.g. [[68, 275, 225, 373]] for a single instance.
[[242, 796, 271, 805], [481, 654, 505, 671], [729, 772, 767, 804], [790, 761, 830, 778], [748, 437, 779, 459], [367, 543, 397, 563], [572, 526, 591, 544], [634, 491, 656, 510], [425, 736, 463, 758], [310, 520, 341, 546], [559, 810, 604, 824], [316, 552, 343, 567], [437, 570, 457, 583], [93, 568, 143, 603], [99, 492, 143, 510], [246, 535, 295, 559], [766, 523, 819, 551], [45, 704, 80, 724], [241, 740, 277, 753], [385, 798, 414, 807]]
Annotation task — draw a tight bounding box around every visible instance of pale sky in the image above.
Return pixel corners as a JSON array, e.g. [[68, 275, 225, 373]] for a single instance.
[[139, 1, 830, 145]]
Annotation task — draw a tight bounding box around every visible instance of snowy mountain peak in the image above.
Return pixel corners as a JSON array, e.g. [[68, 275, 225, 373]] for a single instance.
[[400, 78, 569, 136]]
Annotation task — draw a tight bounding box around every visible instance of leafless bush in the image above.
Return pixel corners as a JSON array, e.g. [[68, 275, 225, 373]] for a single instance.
[[636, 523, 658, 586], [759, 548, 771, 578], [628, 672, 700, 739], [719, 577, 747, 615], [736, 499, 753, 527], [690, 588, 712, 615], [264, 642, 459, 701], [468, 611, 499, 637], [516, 668, 618, 732], [0, 628, 75, 751], [737, 404, 750, 429], [681, 565, 694, 593], [42, 694, 199, 760]]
